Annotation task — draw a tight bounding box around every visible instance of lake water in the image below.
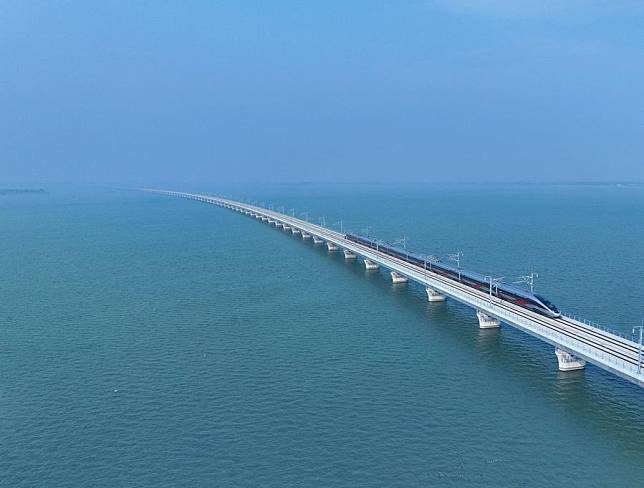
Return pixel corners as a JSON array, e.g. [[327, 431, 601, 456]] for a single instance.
[[1, 184, 642, 486]]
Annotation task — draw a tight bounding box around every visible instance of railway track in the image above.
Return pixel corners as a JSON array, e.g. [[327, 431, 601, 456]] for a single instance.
[[154, 190, 643, 387], [246, 204, 641, 368]]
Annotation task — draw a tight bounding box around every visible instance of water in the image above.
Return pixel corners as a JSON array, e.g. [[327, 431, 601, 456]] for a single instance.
[[1, 184, 643, 487]]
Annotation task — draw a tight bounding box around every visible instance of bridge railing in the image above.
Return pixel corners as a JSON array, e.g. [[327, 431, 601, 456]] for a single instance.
[[167, 192, 644, 383], [420, 277, 641, 377], [561, 312, 636, 342]]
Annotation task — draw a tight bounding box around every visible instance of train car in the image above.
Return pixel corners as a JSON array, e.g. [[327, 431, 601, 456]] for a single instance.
[[345, 233, 561, 318]]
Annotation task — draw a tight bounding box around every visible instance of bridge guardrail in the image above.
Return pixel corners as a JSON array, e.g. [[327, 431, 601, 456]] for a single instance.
[[158, 191, 644, 387]]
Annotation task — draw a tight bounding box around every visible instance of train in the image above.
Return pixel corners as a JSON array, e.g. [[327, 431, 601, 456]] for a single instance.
[[344, 233, 561, 318]]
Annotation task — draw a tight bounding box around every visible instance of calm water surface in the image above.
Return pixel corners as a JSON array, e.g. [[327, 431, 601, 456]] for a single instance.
[[1, 184, 643, 487]]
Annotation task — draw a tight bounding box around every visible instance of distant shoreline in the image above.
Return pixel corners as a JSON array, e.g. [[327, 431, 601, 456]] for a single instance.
[[0, 188, 47, 195]]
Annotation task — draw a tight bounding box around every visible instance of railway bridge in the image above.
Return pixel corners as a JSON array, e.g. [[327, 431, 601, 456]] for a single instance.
[[148, 189, 644, 388]]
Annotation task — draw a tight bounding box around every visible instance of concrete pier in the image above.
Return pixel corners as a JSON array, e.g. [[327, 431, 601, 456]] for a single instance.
[[292, 228, 301, 235], [301, 233, 311, 240], [555, 348, 586, 371], [391, 272, 408, 284], [476, 310, 501, 329], [327, 241, 339, 251], [426, 287, 446, 302], [283, 225, 291, 231], [364, 259, 379, 270], [151, 190, 644, 389], [343, 249, 357, 259]]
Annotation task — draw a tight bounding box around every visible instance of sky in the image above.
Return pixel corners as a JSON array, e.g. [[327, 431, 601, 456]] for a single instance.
[[1, 1, 643, 185]]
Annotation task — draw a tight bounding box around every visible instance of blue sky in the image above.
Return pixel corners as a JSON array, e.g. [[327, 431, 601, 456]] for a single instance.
[[1, 1, 643, 184]]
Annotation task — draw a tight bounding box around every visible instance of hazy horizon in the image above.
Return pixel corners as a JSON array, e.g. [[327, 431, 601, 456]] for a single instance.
[[2, 1, 643, 185], [2, 5, 644, 484]]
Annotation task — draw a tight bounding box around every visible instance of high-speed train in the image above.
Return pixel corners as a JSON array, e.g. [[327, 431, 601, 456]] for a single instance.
[[345, 233, 561, 318]]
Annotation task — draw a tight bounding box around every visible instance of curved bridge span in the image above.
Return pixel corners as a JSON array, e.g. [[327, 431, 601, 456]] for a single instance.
[[148, 189, 644, 388]]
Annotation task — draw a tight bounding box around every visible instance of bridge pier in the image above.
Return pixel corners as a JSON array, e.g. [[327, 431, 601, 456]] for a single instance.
[[326, 241, 339, 251], [291, 228, 301, 235], [154, 192, 644, 389], [301, 232, 311, 240], [364, 259, 379, 270], [343, 249, 357, 259], [425, 287, 446, 302], [476, 310, 501, 329], [555, 348, 586, 371], [391, 272, 408, 284]]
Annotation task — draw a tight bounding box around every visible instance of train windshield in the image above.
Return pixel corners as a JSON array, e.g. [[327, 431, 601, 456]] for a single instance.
[[535, 295, 560, 313]]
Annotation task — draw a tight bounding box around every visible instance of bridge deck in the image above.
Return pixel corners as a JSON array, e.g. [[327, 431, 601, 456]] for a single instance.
[[152, 190, 643, 388]]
